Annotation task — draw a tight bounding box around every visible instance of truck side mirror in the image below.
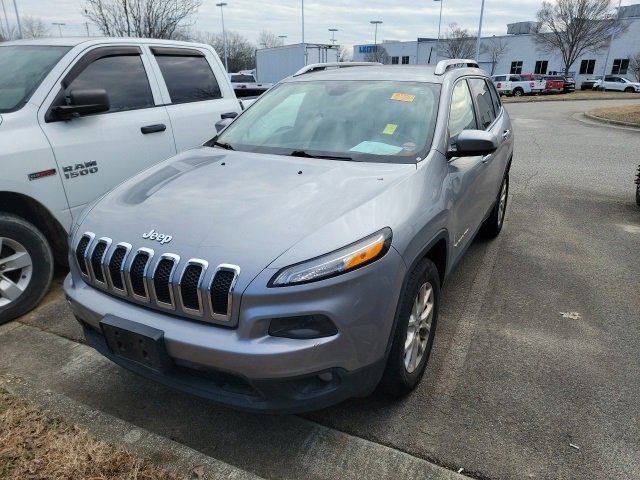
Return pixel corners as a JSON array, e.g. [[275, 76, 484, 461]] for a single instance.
[[52, 88, 110, 121], [215, 112, 237, 132]]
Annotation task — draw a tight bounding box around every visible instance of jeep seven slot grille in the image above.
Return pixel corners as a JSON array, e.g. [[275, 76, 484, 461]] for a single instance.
[[73, 232, 239, 324]]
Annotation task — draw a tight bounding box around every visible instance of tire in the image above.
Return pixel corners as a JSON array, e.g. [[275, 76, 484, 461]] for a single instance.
[[0, 214, 54, 325], [480, 173, 509, 238], [625, 87, 635, 93], [636, 183, 640, 207], [513, 88, 524, 97], [379, 258, 440, 397]]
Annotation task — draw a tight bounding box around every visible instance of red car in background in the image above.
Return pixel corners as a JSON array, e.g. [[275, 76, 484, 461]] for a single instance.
[[542, 75, 565, 93]]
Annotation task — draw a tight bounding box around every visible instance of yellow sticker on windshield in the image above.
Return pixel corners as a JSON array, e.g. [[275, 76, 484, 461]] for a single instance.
[[382, 123, 397, 135], [390, 92, 415, 102]]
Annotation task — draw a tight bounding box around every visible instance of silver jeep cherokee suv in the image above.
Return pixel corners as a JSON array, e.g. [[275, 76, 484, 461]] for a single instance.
[[65, 60, 513, 413]]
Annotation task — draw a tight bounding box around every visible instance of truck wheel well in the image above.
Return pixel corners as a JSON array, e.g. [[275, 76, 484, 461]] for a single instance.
[[0, 192, 68, 266], [424, 239, 447, 285]]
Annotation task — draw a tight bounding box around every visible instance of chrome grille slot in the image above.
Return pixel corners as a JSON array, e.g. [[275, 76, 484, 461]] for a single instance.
[[180, 264, 204, 312], [129, 251, 151, 298], [75, 233, 94, 276], [107, 243, 130, 293], [89, 238, 111, 284], [152, 254, 179, 308], [209, 265, 240, 320]]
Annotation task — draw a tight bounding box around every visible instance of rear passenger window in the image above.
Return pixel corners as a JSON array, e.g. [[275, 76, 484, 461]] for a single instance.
[[448, 80, 477, 150], [67, 54, 154, 113], [155, 53, 222, 103], [468, 78, 496, 129]]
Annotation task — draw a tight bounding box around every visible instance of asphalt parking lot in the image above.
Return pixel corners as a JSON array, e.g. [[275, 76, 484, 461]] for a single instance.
[[2, 98, 639, 479]]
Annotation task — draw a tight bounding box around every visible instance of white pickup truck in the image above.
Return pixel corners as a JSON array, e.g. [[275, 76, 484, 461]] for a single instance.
[[491, 74, 545, 97], [0, 37, 243, 323], [229, 71, 273, 96]]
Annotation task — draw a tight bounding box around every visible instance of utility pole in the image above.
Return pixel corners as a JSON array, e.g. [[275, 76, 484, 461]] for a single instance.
[[301, 0, 305, 43], [434, 0, 444, 63], [329, 28, 337, 45], [12, 0, 21, 38], [475, 0, 486, 62], [602, 0, 623, 77], [52, 22, 65, 37], [215, 2, 228, 72], [1, 0, 10, 39], [370, 20, 382, 45]]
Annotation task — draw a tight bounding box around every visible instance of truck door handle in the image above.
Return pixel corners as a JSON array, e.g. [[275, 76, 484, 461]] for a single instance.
[[140, 124, 166, 134], [502, 129, 511, 139], [221, 112, 238, 119]]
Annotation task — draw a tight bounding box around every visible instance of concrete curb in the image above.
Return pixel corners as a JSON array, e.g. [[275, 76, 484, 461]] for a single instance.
[[583, 112, 640, 129], [1, 374, 263, 480], [0, 322, 468, 480], [503, 94, 640, 104]]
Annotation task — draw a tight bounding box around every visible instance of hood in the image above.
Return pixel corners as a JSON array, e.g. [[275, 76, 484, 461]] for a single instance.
[[79, 147, 416, 288]]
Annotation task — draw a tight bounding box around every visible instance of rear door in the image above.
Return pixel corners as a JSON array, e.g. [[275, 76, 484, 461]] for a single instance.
[[146, 45, 241, 152], [39, 45, 177, 213]]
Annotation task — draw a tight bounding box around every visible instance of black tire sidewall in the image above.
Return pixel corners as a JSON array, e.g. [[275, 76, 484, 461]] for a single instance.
[[481, 174, 509, 238], [380, 258, 440, 395], [0, 214, 54, 324]]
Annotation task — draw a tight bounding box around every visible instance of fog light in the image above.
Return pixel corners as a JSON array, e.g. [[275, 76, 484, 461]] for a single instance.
[[318, 372, 334, 382], [268, 315, 338, 339]]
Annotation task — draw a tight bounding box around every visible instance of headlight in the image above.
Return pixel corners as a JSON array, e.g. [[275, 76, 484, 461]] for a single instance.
[[269, 228, 392, 287]]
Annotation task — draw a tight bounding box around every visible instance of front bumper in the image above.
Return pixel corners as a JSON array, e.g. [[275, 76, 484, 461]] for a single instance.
[[64, 247, 407, 413]]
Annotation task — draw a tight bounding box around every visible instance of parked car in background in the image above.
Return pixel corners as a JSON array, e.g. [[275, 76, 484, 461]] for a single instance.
[[492, 74, 544, 96], [542, 75, 565, 93], [580, 76, 603, 90], [562, 76, 576, 93], [0, 37, 243, 324], [229, 71, 273, 97], [519, 74, 547, 93], [65, 59, 514, 412], [593, 75, 640, 92]]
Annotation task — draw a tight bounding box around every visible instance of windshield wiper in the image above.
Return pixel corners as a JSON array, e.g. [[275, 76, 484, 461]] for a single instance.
[[212, 140, 235, 150], [289, 150, 356, 161]]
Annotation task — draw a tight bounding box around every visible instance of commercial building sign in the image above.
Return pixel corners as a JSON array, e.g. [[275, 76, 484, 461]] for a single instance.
[[358, 45, 378, 53]]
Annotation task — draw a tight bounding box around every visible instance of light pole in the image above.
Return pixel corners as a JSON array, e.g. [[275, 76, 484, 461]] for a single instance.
[[434, 0, 443, 63], [278, 34, 287, 45], [11, 0, 21, 38], [1, 0, 10, 38], [301, 0, 305, 43], [602, 0, 623, 77], [474, 0, 486, 62], [216, 2, 228, 72], [52, 22, 65, 37], [329, 28, 338, 45], [370, 20, 382, 45]]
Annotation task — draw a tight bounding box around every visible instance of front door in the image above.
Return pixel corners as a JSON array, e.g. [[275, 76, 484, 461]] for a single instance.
[[38, 45, 177, 215]]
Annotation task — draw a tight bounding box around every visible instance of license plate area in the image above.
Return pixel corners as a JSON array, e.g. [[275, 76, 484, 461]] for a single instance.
[[100, 315, 171, 371]]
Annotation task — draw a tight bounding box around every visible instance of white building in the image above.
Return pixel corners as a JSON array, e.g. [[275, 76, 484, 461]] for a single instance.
[[352, 3, 640, 86]]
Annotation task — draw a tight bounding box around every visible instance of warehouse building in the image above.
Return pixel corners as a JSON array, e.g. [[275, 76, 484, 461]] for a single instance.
[[352, 3, 640, 86]]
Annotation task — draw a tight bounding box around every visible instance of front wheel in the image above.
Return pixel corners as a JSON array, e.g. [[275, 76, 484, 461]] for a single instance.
[[481, 173, 509, 238], [379, 258, 440, 397], [625, 87, 635, 93], [513, 88, 524, 97], [0, 214, 54, 325]]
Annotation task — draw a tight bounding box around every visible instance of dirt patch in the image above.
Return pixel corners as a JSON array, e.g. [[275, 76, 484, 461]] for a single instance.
[[0, 388, 176, 479], [503, 90, 640, 103], [588, 105, 640, 126]]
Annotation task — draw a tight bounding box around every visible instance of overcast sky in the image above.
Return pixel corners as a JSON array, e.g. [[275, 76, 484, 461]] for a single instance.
[[3, 0, 636, 47]]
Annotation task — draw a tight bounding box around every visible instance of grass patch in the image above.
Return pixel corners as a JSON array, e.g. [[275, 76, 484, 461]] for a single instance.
[[0, 390, 177, 479], [588, 105, 640, 126], [502, 90, 640, 103]]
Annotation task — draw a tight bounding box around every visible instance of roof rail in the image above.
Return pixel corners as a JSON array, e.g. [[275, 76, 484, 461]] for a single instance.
[[293, 62, 382, 76], [434, 59, 480, 75]]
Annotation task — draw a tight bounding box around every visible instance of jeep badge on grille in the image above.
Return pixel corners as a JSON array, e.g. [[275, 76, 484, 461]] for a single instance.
[[142, 229, 173, 244]]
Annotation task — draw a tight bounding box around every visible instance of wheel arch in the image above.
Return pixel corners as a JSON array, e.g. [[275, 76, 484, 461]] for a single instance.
[[0, 191, 68, 265]]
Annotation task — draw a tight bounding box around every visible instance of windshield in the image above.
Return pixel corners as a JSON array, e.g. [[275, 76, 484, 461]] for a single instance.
[[0, 45, 70, 113], [216, 80, 440, 163]]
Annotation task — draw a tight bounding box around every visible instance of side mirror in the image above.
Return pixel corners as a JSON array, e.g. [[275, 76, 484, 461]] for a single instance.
[[52, 88, 110, 120], [215, 116, 234, 133], [448, 130, 499, 159]]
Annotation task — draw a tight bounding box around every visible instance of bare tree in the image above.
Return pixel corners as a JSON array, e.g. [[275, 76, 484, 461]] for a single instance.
[[364, 45, 390, 64], [442, 23, 475, 60], [22, 16, 50, 38], [257, 30, 283, 48], [191, 30, 255, 72], [338, 45, 351, 62], [630, 52, 640, 81], [535, 0, 627, 75], [481, 37, 507, 74], [83, 0, 201, 39]]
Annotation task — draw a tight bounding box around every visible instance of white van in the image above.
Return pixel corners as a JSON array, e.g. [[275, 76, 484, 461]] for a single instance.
[[0, 37, 243, 322]]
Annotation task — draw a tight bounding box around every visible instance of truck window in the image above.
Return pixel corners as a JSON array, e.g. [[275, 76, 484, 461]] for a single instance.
[[231, 74, 255, 83], [67, 55, 154, 113], [448, 80, 477, 150], [468, 78, 496, 129], [155, 54, 222, 103]]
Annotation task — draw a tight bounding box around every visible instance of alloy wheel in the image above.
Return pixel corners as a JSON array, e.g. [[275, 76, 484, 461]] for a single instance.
[[0, 237, 33, 308], [404, 281, 434, 373]]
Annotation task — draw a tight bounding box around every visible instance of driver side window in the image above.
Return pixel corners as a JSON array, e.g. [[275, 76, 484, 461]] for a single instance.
[[448, 80, 477, 150]]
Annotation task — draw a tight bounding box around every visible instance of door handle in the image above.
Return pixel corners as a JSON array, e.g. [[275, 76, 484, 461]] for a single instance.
[[482, 154, 492, 164], [502, 129, 511, 139], [221, 111, 238, 119], [140, 124, 166, 134]]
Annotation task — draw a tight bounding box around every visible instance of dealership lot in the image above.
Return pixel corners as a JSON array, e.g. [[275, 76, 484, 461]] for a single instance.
[[1, 98, 639, 479]]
